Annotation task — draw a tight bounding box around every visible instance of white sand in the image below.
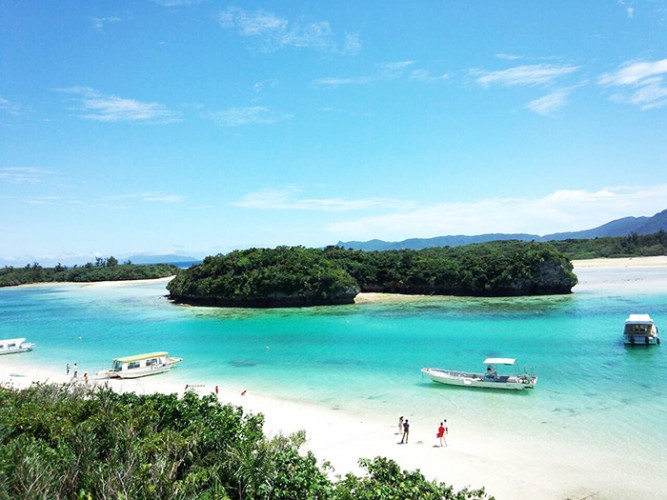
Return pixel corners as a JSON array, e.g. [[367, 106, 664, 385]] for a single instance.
[[2, 256, 665, 499], [572, 255, 667, 269]]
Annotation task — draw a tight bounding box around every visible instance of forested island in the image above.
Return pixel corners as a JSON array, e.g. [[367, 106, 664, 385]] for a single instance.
[[0, 384, 490, 499], [551, 230, 667, 260], [0, 257, 180, 287], [167, 242, 577, 308]]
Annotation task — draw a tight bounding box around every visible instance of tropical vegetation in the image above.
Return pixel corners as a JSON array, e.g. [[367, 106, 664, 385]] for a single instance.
[[0, 257, 180, 287], [551, 230, 667, 260], [167, 242, 577, 307], [0, 383, 491, 499]]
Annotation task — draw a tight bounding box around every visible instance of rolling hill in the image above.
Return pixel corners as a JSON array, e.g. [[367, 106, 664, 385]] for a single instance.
[[337, 209, 667, 251]]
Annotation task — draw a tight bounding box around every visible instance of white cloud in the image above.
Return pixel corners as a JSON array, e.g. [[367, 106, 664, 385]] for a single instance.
[[471, 64, 579, 87], [312, 76, 373, 87], [410, 69, 449, 83], [152, 0, 203, 6], [208, 106, 292, 127], [495, 53, 521, 61], [105, 192, 185, 204], [526, 90, 569, 116], [344, 33, 362, 55], [0, 96, 22, 115], [232, 187, 413, 212], [315, 61, 446, 87], [218, 7, 342, 52], [598, 58, 667, 109], [324, 185, 667, 240], [598, 58, 667, 86], [0, 167, 50, 183], [92, 16, 120, 32], [56, 87, 178, 123]]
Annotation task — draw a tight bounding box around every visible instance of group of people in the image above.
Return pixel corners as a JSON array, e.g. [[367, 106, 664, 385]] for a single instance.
[[65, 362, 88, 382], [398, 416, 448, 447]]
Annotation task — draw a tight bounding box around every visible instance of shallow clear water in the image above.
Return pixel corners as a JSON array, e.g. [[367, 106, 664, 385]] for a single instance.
[[1, 269, 666, 474]]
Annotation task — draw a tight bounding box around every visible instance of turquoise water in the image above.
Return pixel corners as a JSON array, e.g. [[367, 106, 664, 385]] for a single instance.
[[1, 269, 666, 477]]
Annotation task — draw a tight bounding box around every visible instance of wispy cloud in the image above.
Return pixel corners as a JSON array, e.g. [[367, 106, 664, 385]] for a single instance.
[[312, 76, 373, 88], [526, 89, 569, 116], [314, 60, 446, 88], [208, 106, 292, 127], [218, 6, 355, 53], [104, 192, 185, 204], [0, 167, 51, 184], [0, 96, 23, 116], [325, 184, 667, 240], [409, 69, 449, 83], [598, 58, 667, 109], [152, 0, 204, 6], [617, 0, 635, 19], [344, 33, 361, 55], [495, 53, 521, 61], [232, 187, 412, 212], [471, 63, 579, 87], [92, 16, 120, 32], [55, 87, 178, 123]]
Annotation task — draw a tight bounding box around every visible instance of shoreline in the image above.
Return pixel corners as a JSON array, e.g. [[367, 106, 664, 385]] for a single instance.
[[2, 351, 652, 500], [3, 256, 667, 498], [0, 359, 582, 499]]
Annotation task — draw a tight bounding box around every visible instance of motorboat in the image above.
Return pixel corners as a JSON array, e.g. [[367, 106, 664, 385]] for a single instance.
[[624, 314, 660, 346], [98, 351, 182, 379], [0, 338, 35, 355], [421, 358, 537, 390]]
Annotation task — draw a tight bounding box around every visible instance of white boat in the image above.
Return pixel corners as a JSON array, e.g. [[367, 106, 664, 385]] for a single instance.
[[624, 314, 660, 345], [421, 358, 537, 391], [0, 338, 35, 355], [98, 351, 183, 379]]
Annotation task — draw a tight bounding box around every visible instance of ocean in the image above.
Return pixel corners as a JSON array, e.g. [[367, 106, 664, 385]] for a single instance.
[[1, 266, 666, 495]]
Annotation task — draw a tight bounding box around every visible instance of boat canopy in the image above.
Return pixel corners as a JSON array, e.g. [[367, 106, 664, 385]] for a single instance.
[[114, 352, 169, 363], [1, 338, 27, 345], [625, 314, 654, 325], [483, 357, 516, 365]]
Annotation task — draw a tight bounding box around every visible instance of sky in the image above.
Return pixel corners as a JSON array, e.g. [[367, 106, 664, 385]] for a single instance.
[[1, 1, 667, 265]]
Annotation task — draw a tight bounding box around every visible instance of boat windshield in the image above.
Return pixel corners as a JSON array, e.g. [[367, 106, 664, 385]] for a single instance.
[[112, 360, 123, 371]]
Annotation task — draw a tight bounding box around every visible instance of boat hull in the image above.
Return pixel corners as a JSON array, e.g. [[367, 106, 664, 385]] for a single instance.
[[624, 335, 660, 345], [421, 368, 537, 390], [98, 356, 183, 379], [0, 340, 34, 355]]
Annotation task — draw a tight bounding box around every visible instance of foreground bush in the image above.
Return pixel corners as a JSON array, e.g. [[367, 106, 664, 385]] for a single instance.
[[0, 384, 491, 499]]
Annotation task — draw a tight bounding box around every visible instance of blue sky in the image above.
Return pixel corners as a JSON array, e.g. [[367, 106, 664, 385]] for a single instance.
[[1, 1, 667, 265]]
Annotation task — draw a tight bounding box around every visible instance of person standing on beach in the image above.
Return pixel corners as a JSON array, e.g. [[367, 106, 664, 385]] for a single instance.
[[66, 363, 70, 375], [73, 363, 78, 379], [400, 419, 410, 444], [437, 422, 446, 447], [398, 416, 404, 434]]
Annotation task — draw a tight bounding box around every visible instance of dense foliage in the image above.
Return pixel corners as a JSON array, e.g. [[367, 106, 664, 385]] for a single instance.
[[0, 257, 180, 287], [323, 241, 576, 296], [550, 230, 667, 260], [0, 384, 491, 500], [167, 246, 361, 307], [168, 242, 577, 307]]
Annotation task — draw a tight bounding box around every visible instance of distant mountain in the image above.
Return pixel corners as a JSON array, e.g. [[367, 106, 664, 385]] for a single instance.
[[126, 254, 199, 265], [337, 209, 667, 251], [0, 253, 201, 269]]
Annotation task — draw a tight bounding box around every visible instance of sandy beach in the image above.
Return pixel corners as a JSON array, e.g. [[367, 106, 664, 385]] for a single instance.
[[2, 256, 666, 499]]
